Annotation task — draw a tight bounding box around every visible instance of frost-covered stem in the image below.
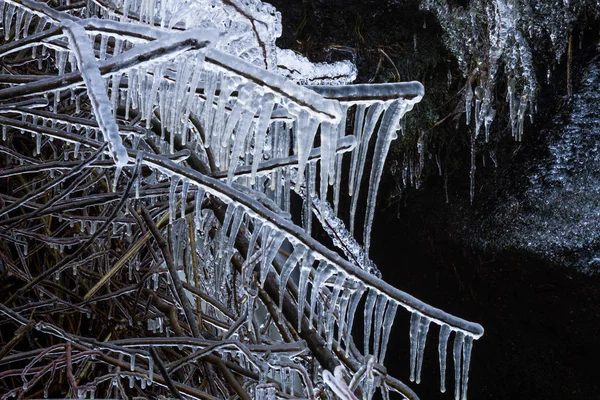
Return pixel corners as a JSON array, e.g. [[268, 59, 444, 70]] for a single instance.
[[0, 321, 35, 361], [182, 282, 236, 321], [5, 151, 138, 305], [65, 342, 78, 396], [307, 81, 424, 103], [139, 205, 201, 338], [149, 346, 184, 400], [69, 343, 219, 400]]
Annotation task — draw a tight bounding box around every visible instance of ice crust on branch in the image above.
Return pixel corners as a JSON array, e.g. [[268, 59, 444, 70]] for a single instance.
[[0, 0, 483, 399]]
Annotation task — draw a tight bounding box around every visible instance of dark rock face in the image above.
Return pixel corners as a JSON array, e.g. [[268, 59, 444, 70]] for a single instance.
[[474, 59, 600, 271]]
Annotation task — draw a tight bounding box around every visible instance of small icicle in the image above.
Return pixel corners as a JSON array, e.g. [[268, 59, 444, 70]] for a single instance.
[[344, 282, 365, 355], [308, 262, 334, 329], [378, 301, 398, 364], [453, 331, 465, 400], [415, 316, 431, 384], [296, 254, 314, 333], [113, 165, 122, 192], [147, 356, 153, 385], [372, 294, 388, 361], [295, 111, 319, 191], [180, 178, 189, 219], [461, 335, 473, 400], [169, 176, 180, 225], [465, 84, 473, 125], [439, 324, 451, 393], [326, 273, 347, 348], [130, 354, 135, 371], [409, 312, 421, 382], [278, 245, 306, 313], [363, 289, 378, 356]]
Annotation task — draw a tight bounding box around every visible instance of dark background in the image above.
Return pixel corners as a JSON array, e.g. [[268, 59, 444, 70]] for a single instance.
[[269, 0, 600, 398]]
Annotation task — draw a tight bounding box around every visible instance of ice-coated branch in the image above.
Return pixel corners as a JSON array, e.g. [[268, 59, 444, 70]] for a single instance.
[[307, 81, 425, 104], [61, 19, 129, 167], [140, 151, 484, 339]]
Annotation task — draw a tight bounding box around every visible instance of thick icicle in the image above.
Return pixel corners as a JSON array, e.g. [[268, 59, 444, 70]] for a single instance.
[[439, 324, 451, 393], [326, 273, 347, 348], [349, 103, 384, 235], [251, 94, 275, 184], [308, 261, 335, 329], [260, 229, 285, 286], [344, 282, 365, 356], [363, 289, 378, 356], [378, 301, 398, 364], [348, 104, 366, 194], [409, 311, 421, 382], [364, 100, 408, 257], [294, 111, 319, 191], [372, 294, 388, 362], [461, 335, 473, 400], [296, 254, 314, 332], [415, 316, 431, 384], [453, 331, 465, 400], [278, 245, 306, 313]]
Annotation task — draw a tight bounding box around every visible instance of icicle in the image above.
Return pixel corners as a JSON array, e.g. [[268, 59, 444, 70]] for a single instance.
[[247, 220, 263, 259], [147, 356, 153, 385], [296, 254, 314, 333], [364, 100, 406, 257], [227, 96, 259, 184], [113, 165, 122, 192], [349, 103, 384, 235], [372, 294, 388, 361], [210, 74, 231, 151], [99, 34, 109, 60], [439, 324, 451, 393], [251, 94, 275, 184], [333, 107, 348, 216], [363, 289, 378, 356], [378, 301, 398, 364], [326, 273, 347, 348], [348, 104, 366, 194], [409, 312, 421, 382], [180, 178, 189, 218], [453, 331, 465, 400], [319, 121, 336, 218], [344, 283, 365, 356], [415, 316, 431, 384], [169, 176, 180, 225], [294, 111, 319, 191], [35, 133, 41, 155], [194, 186, 209, 230], [278, 245, 306, 313], [130, 354, 135, 371], [308, 262, 334, 329], [461, 335, 473, 400], [465, 84, 473, 125]]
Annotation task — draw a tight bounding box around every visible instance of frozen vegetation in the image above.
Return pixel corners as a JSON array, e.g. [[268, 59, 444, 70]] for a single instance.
[[0, 0, 497, 399]]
